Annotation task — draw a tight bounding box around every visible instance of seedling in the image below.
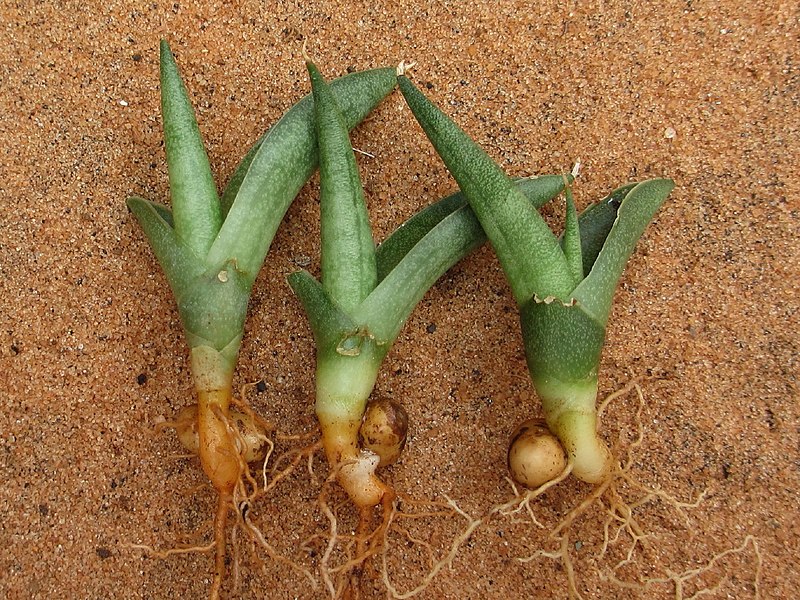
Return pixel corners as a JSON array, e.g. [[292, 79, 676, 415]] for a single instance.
[[288, 58, 574, 594], [397, 73, 674, 487]]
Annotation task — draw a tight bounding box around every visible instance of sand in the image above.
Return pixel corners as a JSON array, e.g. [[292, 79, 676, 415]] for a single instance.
[[1, 1, 797, 598]]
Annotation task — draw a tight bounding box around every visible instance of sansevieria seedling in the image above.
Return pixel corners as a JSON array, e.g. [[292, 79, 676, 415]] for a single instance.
[[398, 73, 674, 487]]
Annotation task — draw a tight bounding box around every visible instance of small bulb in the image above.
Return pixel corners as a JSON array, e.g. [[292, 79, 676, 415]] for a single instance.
[[359, 398, 409, 467], [175, 404, 200, 455], [174, 404, 269, 463], [507, 418, 567, 489], [230, 411, 269, 463]]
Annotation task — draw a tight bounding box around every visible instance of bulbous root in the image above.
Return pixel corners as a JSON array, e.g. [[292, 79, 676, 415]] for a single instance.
[[508, 418, 569, 489], [315, 434, 396, 598], [497, 380, 759, 599], [314, 400, 480, 599], [359, 398, 409, 468], [144, 386, 321, 598]]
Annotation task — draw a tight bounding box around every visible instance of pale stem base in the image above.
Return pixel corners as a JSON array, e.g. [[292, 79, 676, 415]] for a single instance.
[[536, 377, 612, 484]]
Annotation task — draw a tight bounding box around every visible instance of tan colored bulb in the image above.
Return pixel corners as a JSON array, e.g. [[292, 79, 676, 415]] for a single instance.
[[174, 404, 269, 464], [507, 418, 567, 489], [359, 398, 409, 467]]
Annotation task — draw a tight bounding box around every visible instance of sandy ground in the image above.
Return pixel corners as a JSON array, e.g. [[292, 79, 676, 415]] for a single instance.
[[1, 1, 797, 598]]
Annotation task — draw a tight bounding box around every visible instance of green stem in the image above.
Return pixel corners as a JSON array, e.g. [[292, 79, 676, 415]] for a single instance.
[[315, 343, 383, 424], [188, 345, 241, 492], [315, 339, 390, 508], [533, 376, 611, 484]]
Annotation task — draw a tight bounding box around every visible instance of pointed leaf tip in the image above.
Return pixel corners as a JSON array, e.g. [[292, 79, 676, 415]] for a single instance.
[[572, 178, 674, 326]]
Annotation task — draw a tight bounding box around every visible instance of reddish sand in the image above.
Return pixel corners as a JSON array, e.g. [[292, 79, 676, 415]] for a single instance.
[[1, 1, 796, 598]]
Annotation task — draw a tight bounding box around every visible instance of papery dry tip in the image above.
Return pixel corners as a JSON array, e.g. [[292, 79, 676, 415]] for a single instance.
[[396, 60, 416, 76]]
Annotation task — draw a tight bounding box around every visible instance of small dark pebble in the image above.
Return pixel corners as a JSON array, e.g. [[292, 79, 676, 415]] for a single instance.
[[132, 53, 142, 62], [256, 380, 267, 393], [426, 323, 437, 334], [136, 373, 147, 385], [96, 547, 112, 559], [38, 504, 48, 516], [765, 407, 777, 431]]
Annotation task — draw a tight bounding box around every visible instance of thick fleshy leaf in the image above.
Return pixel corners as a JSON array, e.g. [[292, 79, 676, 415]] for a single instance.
[[159, 40, 221, 256], [572, 179, 674, 326], [573, 183, 635, 276], [287, 270, 359, 350], [398, 75, 574, 305], [126, 196, 204, 299], [359, 203, 489, 345], [219, 68, 396, 218], [308, 60, 377, 312], [376, 175, 570, 282], [562, 186, 583, 286], [208, 68, 396, 281]]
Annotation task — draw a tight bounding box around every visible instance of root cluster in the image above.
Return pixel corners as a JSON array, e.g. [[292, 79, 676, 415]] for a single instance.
[[492, 379, 763, 599], [133, 379, 762, 599]]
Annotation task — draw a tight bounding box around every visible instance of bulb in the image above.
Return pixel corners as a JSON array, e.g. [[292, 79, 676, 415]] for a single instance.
[[174, 404, 269, 463], [359, 398, 409, 467], [507, 418, 567, 489]]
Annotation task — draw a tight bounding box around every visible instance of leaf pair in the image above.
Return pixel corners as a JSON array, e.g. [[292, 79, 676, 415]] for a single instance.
[[397, 75, 674, 332]]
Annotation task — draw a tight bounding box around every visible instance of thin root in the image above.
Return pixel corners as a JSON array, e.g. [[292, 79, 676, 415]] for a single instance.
[[380, 494, 482, 599], [309, 472, 482, 600], [141, 385, 319, 597], [600, 534, 762, 600], [507, 379, 759, 599], [128, 541, 215, 558]]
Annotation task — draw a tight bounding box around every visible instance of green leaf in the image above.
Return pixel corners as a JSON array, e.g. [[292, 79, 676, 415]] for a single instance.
[[398, 76, 574, 305], [376, 175, 570, 282], [159, 40, 222, 257], [287, 270, 359, 350], [360, 203, 487, 345], [562, 184, 583, 286], [219, 137, 264, 218], [362, 175, 572, 345], [573, 183, 635, 276], [572, 179, 674, 326], [208, 67, 396, 282], [126, 196, 204, 299], [308, 60, 377, 312]]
